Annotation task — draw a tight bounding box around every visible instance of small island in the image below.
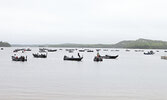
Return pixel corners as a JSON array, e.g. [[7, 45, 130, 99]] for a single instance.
[[0, 41, 11, 47]]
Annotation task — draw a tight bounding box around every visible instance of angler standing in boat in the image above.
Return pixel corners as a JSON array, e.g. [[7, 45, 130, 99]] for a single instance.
[[78, 53, 80, 58], [97, 52, 100, 57], [94, 52, 103, 62]]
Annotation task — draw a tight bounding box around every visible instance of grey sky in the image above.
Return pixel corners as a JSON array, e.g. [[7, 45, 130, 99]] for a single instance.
[[0, 0, 167, 44]]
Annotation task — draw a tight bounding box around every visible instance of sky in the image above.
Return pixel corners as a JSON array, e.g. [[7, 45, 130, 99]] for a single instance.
[[0, 0, 167, 44]]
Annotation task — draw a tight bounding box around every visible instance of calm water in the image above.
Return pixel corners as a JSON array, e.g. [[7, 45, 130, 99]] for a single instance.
[[0, 47, 167, 100]]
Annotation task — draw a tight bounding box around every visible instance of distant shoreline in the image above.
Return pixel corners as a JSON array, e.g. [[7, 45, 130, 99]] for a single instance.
[[10, 38, 167, 49]]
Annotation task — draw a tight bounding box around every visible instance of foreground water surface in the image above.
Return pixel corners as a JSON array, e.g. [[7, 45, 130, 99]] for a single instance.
[[0, 47, 167, 100]]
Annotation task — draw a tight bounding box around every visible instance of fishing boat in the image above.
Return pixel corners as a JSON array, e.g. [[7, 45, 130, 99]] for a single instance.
[[79, 50, 85, 52], [63, 56, 83, 61], [135, 50, 144, 52], [39, 48, 47, 52], [144, 51, 154, 55], [96, 49, 101, 51], [161, 56, 167, 60], [101, 55, 118, 59], [47, 49, 57, 52], [33, 53, 47, 58], [66, 49, 75, 53], [12, 56, 27, 62], [103, 49, 108, 51], [26, 48, 31, 51], [68, 49, 74, 53], [126, 49, 130, 52], [13, 49, 21, 52], [87, 50, 94, 52]]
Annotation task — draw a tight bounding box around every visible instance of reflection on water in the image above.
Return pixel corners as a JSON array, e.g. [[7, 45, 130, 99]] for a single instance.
[[0, 47, 167, 100]]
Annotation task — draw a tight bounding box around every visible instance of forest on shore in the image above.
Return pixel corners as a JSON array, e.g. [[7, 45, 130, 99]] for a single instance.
[[0, 41, 11, 47], [11, 38, 167, 49]]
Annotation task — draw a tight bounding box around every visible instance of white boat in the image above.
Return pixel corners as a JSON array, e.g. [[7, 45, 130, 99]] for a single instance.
[[161, 56, 167, 60]]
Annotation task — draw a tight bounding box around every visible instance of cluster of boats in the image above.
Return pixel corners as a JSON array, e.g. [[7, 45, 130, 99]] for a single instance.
[[65, 49, 94, 53], [10, 48, 167, 62], [39, 48, 57, 52], [63, 52, 119, 62], [12, 53, 48, 61], [33, 53, 47, 58], [11, 49, 118, 62], [13, 48, 31, 52]]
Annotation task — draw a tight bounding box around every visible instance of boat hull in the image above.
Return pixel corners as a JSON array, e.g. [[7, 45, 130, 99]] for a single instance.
[[33, 54, 47, 58], [101, 55, 118, 59], [63, 56, 83, 61]]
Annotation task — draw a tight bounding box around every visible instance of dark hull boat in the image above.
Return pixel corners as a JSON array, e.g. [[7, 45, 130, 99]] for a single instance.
[[47, 49, 57, 52], [144, 53, 154, 55], [13, 49, 20, 52], [144, 51, 154, 55], [87, 50, 94, 52], [39, 48, 47, 52], [26, 48, 31, 51], [101, 55, 118, 59], [33, 54, 47, 58], [63, 56, 83, 61], [68, 50, 74, 53], [94, 56, 103, 62], [79, 50, 85, 52], [12, 56, 27, 62], [126, 49, 130, 52]]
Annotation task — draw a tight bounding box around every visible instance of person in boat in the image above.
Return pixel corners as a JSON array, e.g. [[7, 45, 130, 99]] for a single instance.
[[78, 53, 80, 58], [21, 56, 25, 60], [97, 52, 100, 58], [15, 54, 18, 59]]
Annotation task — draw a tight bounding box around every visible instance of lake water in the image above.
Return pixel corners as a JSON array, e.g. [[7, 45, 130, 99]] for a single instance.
[[0, 47, 167, 100]]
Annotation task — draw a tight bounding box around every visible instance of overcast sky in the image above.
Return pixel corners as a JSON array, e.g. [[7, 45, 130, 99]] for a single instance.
[[0, 0, 167, 44]]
